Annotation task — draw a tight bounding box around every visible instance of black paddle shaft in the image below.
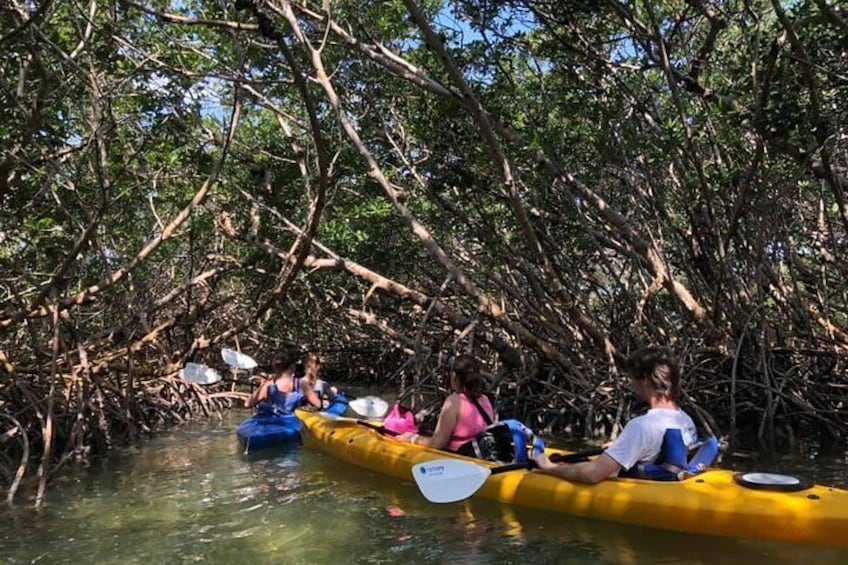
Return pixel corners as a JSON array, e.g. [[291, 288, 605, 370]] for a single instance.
[[355, 419, 401, 436], [353, 421, 603, 466], [489, 448, 605, 476]]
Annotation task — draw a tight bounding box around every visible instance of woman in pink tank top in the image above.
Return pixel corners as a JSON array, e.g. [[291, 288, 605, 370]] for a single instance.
[[399, 355, 495, 452]]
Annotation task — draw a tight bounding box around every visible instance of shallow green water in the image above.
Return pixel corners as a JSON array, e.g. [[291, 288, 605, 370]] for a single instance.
[[2, 411, 848, 564]]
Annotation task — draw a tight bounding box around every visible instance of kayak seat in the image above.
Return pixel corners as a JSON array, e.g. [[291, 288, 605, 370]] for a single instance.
[[325, 394, 349, 416], [455, 419, 545, 464], [624, 428, 720, 481], [688, 436, 720, 471]]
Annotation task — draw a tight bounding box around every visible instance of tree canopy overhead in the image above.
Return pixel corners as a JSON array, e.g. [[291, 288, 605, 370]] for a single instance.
[[1, 0, 847, 503]]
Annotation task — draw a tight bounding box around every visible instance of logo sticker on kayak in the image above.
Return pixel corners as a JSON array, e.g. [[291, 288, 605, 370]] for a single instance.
[[419, 464, 445, 476]]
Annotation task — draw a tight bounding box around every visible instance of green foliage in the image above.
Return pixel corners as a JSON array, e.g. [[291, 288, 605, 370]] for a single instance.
[[1, 0, 846, 456]]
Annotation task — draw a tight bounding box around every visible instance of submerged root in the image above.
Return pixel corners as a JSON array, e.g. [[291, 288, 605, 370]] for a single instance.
[[0, 362, 242, 507]]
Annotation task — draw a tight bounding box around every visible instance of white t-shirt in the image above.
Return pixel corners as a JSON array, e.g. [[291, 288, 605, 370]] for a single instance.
[[605, 408, 698, 473]]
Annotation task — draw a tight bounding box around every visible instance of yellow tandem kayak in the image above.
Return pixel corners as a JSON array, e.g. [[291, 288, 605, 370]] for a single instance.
[[297, 409, 848, 548]]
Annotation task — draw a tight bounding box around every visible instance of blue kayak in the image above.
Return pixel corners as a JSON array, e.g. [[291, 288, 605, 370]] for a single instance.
[[237, 396, 348, 452]]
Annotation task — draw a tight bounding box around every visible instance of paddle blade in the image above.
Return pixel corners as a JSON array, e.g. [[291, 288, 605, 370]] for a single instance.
[[348, 396, 389, 418], [411, 459, 491, 503], [221, 347, 258, 369], [180, 363, 222, 385]]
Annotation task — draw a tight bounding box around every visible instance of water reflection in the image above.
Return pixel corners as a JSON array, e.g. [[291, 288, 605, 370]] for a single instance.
[[0, 412, 846, 564], [317, 455, 848, 564]]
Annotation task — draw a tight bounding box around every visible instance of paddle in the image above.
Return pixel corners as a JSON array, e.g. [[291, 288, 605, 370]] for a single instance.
[[354, 419, 395, 434], [348, 395, 389, 418], [220, 347, 387, 416], [179, 362, 260, 387], [179, 363, 222, 385], [221, 347, 258, 369], [221, 347, 259, 392], [412, 448, 605, 503], [318, 412, 400, 436]]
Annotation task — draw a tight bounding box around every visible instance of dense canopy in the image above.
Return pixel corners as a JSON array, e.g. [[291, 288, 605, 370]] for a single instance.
[[1, 0, 846, 505]]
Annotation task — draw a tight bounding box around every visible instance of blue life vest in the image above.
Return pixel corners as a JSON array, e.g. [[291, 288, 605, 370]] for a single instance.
[[625, 428, 720, 481], [258, 377, 304, 415]]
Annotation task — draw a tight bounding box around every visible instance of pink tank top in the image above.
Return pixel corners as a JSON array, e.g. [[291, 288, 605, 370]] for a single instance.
[[447, 394, 494, 452]]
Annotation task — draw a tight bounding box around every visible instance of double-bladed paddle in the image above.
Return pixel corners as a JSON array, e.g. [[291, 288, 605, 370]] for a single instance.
[[219, 347, 389, 418], [178, 350, 257, 386], [185, 350, 390, 418], [318, 411, 400, 436], [412, 448, 604, 503]]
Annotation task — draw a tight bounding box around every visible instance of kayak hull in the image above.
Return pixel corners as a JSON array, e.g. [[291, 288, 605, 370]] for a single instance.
[[238, 397, 350, 452], [236, 413, 303, 452], [297, 409, 848, 548]]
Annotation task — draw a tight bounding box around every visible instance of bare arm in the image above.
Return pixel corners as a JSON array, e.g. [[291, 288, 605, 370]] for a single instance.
[[533, 452, 622, 484], [299, 379, 322, 409], [245, 378, 271, 408], [414, 395, 459, 450]]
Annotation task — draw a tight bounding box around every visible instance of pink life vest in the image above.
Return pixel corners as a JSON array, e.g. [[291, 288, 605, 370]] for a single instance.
[[447, 393, 494, 452]]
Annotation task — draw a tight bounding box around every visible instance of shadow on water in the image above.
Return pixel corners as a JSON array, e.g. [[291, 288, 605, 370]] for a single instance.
[[1, 410, 847, 564]]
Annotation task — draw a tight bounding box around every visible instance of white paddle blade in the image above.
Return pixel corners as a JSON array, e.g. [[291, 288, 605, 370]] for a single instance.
[[180, 363, 222, 385], [221, 347, 258, 369], [412, 459, 491, 503], [348, 396, 389, 418]]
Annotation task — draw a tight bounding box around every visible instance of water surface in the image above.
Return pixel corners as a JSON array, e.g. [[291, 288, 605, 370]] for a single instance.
[[2, 411, 847, 564]]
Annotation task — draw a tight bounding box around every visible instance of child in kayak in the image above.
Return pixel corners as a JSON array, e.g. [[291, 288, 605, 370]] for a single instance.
[[533, 346, 698, 483], [302, 352, 340, 410], [245, 350, 323, 413], [398, 355, 496, 451]]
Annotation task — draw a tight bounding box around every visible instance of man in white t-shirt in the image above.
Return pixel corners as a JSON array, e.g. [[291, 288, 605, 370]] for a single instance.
[[533, 346, 697, 484]]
